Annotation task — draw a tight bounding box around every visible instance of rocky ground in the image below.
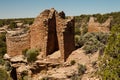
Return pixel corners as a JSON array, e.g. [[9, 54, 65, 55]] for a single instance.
[[4, 48, 100, 80], [31, 48, 100, 80]]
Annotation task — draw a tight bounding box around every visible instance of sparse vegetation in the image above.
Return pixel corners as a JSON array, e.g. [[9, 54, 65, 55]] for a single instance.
[[0, 20, 4, 27], [4, 61, 12, 71], [99, 25, 120, 80], [80, 24, 88, 36], [20, 70, 28, 80], [78, 64, 86, 75], [75, 27, 80, 35], [70, 60, 76, 65], [22, 48, 28, 57], [75, 12, 120, 28], [0, 32, 6, 57], [0, 68, 11, 80], [23, 49, 39, 63], [0, 18, 34, 26], [0, 58, 5, 65], [8, 22, 17, 29], [75, 32, 108, 54]]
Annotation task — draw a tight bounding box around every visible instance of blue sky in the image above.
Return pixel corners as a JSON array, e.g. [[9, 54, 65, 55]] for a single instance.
[[0, 0, 120, 19]]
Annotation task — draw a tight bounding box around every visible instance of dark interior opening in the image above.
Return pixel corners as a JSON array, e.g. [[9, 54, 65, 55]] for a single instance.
[[47, 13, 59, 55], [10, 67, 17, 80]]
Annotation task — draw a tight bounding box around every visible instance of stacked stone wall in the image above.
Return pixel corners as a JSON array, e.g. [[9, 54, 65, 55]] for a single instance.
[[88, 17, 112, 33], [6, 33, 30, 57]]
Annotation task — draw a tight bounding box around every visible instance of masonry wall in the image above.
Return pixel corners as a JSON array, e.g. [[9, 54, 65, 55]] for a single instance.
[[88, 17, 111, 33], [30, 10, 50, 55], [7, 8, 75, 62], [30, 8, 75, 61], [63, 19, 75, 61], [6, 33, 30, 57], [56, 14, 75, 61]]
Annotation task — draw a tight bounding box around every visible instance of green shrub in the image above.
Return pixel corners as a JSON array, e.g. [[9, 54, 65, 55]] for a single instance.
[[8, 22, 17, 29], [70, 60, 76, 65], [78, 64, 86, 75], [0, 68, 11, 80], [99, 25, 120, 80], [4, 61, 12, 71], [0, 21, 4, 27], [0, 32, 6, 57], [75, 27, 80, 35], [26, 49, 39, 63], [75, 35, 81, 48], [80, 24, 88, 36], [75, 32, 108, 54], [0, 58, 5, 65], [96, 32, 109, 44], [75, 35, 84, 48], [83, 33, 105, 54], [20, 70, 28, 80], [22, 48, 28, 57]]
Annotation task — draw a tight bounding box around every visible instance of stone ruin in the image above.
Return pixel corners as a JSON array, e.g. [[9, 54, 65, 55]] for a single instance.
[[6, 29, 30, 57], [88, 16, 112, 33], [6, 8, 75, 62]]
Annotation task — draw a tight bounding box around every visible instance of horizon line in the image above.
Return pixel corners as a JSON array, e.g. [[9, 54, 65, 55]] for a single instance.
[[0, 11, 120, 19]]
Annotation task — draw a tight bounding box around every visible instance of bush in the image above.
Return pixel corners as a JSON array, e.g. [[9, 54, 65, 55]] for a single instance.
[[80, 24, 88, 36], [99, 25, 120, 80], [75, 32, 108, 54], [75, 35, 80, 48], [75, 27, 80, 35], [0, 68, 11, 80], [20, 70, 28, 80], [75, 35, 84, 48], [78, 64, 86, 75], [0, 21, 4, 27], [96, 32, 109, 44], [0, 58, 5, 65], [0, 32, 6, 57], [70, 60, 76, 65], [26, 49, 39, 63], [8, 22, 17, 29], [22, 48, 28, 57], [83, 38, 105, 54], [4, 61, 12, 71], [82, 33, 105, 54]]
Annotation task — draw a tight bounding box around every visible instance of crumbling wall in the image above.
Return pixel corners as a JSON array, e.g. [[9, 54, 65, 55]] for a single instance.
[[6, 32, 30, 57], [88, 17, 112, 33], [30, 9, 58, 57], [30, 8, 75, 61], [6, 8, 75, 61], [56, 13, 75, 61], [30, 10, 51, 51]]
